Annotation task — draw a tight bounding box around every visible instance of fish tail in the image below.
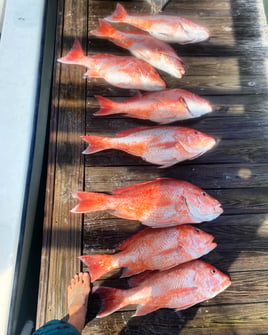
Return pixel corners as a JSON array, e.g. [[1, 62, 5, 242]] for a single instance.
[[105, 3, 128, 22], [71, 192, 110, 213], [94, 95, 121, 116], [96, 287, 126, 318], [79, 254, 115, 281], [81, 135, 113, 154], [91, 19, 118, 38], [57, 39, 86, 65]]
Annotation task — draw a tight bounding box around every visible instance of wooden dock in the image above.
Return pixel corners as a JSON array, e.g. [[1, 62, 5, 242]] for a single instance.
[[36, 0, 268, 334]]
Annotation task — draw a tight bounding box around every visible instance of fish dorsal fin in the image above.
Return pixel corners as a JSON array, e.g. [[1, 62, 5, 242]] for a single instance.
[[91, 54, 116, 58], [125, 91, 143, 102], [112, 180, 154, 195], [116, 126, 152, 137], [155, 177, 173, 182], [117, 228, 150, 250]]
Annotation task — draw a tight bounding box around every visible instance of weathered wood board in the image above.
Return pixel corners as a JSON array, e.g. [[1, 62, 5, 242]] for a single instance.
[[37, 0, 268, 334]]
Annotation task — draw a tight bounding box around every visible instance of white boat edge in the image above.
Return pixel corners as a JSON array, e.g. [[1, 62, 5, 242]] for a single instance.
[[0, 0, 49, 334]]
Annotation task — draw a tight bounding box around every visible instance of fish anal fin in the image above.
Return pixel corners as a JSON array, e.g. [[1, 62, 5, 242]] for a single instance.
[[83, 69, 101, 78], [133, 304, 161, 317], [120, 267, 141, 278], [159, 159, 178, 168], [117, 228, 150, 250], [128, 271, 156, 287], [111, 210, 135, 220]]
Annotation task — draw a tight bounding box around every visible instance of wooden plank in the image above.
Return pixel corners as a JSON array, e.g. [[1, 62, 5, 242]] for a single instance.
[[36, 0, 88, 327], [83, 164, 268, 189], [83, 303, 268, 335], [83, 116, 268, 140], [36, 0, 65, 328]]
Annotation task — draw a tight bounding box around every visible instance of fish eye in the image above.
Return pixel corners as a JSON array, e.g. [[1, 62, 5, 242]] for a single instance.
[[194, 131, 198, 134], [211, 269, 216, 274], [195, 228, 200, 233], [202, 192, 206, 196]]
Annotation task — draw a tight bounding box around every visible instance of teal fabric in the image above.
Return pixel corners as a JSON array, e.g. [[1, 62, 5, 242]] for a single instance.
[[33, 320, 80, 335]]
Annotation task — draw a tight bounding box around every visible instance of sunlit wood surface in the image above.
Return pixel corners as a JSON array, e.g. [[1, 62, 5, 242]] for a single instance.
[[37, 0, 268, 334]]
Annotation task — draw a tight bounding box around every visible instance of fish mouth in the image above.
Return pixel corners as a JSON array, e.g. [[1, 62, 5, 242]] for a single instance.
[[206, 236, 217, 250], [223, 276, 232, 290], [214, 204, 223, 215]]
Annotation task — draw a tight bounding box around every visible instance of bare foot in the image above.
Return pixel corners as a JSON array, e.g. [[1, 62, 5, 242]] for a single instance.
[[68, 272, 91, 333]]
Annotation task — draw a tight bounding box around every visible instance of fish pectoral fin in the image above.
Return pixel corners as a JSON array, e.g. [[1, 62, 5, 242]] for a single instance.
[[180, 286, 198, 294], [157, 141, 178, 149], [133, 304, 161, 317], [83, 69, 98, 78]]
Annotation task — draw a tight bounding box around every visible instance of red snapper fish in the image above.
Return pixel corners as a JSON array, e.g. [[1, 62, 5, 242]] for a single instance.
[[95, 260, 231, 317], [80, 225, 217, 281], [82, 126, 216, 168], [95, 88, 213, 124], [57, 39, 166, 91], [90, 19, 185, 79], [71, 178, 223, 227], [105, 3, 210, 44]]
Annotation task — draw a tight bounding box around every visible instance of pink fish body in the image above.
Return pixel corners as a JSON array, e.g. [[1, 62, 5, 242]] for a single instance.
[[91, 19, 185, 78], [95, 88, 213, 124], [95, 259, 231, 317], [71, 178, 223, 227], [105, 4, 210, 44], [80, 225, 217, 281], [82, 126, 216, 168], [57, 39, 166, 91]]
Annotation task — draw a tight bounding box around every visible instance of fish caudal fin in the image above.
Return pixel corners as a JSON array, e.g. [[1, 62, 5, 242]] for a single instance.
[[79, 254, 115, 282], [81, 135, 112, 154], [94, 95, 121, 116], [96, 287, 126, 318], [105, 3, 128, 22], [57, 39, 85, 65], [91, 19, 118, 38], [71, 192, 110, 213]]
